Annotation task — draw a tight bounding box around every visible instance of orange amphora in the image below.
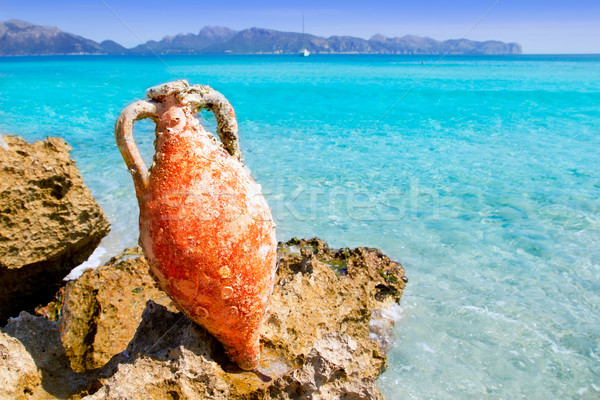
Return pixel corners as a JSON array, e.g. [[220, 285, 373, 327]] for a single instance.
[[115, 80, 277, 370]]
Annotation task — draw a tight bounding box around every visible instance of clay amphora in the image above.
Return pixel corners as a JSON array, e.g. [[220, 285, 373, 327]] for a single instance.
[[115, 80, 277, 370]]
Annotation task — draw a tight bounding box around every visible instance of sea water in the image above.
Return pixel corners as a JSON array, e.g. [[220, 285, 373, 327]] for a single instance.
[[0, 54, 598, 398]]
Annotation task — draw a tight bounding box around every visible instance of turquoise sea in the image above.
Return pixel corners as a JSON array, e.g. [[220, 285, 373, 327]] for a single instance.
[[1, 54, 599, 398]]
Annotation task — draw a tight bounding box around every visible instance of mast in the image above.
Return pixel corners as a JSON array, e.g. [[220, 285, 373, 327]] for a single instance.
[[299, 14, 309, 56], [302, 14, 305, 49]]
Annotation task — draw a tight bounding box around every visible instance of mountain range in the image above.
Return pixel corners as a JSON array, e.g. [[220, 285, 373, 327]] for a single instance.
[[0, 19, 522, 56]]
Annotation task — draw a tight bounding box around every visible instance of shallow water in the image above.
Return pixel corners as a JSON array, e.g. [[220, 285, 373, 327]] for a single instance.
[[1, 54, 599, 398]]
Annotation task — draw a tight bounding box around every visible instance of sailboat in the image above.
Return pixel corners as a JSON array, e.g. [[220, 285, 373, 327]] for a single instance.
[[298, 15, 310, 57]]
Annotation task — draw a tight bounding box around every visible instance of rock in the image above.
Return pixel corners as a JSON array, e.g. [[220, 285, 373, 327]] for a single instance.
[[2, 237, 406, 399], [0, 331, 41, 399], [59, 248, 176, 372], [0, 312, 100, 399], [0, 135, 110, 323]]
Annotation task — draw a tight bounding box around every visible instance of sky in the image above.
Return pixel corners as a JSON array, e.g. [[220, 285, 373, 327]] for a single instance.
[[1, 0, 599, 53]]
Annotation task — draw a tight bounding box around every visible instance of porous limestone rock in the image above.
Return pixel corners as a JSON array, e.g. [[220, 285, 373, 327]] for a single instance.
[[0, 312, 100, 399], [0, 135, 110, 323], [0, 331, 41, 399], [2, 238, 406, 399], [59, 248, 177, 372]]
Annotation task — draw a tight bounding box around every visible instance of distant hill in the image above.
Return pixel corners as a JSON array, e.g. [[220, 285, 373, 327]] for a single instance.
[[128, 26, 237, 55], [367, 34, 522, 55], [0, 20, 104, 56], [0, 20, 522, 56], [138, 27, 522, 55], [99, 40, 127, 55]]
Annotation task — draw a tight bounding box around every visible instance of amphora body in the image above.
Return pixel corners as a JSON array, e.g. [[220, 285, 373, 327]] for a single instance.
[[115, 80, 277, 370]]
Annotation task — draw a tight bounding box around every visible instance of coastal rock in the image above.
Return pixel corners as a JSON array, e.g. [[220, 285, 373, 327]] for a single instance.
[[0, 135, 110, 323], [2, 238, 406, 399], [0, 330, 41, 399], [59, 248, 176, 372], [0, 312, 100, 399]]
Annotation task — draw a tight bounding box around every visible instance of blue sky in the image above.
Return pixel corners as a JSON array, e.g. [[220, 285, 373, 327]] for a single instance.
[[1, 0, 599, 53]]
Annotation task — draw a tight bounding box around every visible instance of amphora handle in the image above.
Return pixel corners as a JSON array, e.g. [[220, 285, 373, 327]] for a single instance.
[[180, 85, 242, 162], [115, 81, 242, 195], [115, 100, 158, 195]]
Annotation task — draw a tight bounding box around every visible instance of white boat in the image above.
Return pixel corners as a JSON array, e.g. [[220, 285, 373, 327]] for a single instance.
[[298, 15, 310, 57]]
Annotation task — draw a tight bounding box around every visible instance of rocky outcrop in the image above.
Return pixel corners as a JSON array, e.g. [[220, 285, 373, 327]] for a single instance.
[[1, 238, 406, 399], [0, 312, 100, 399], [59, 249, 177, 372], [0, 135, 110, 323]]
